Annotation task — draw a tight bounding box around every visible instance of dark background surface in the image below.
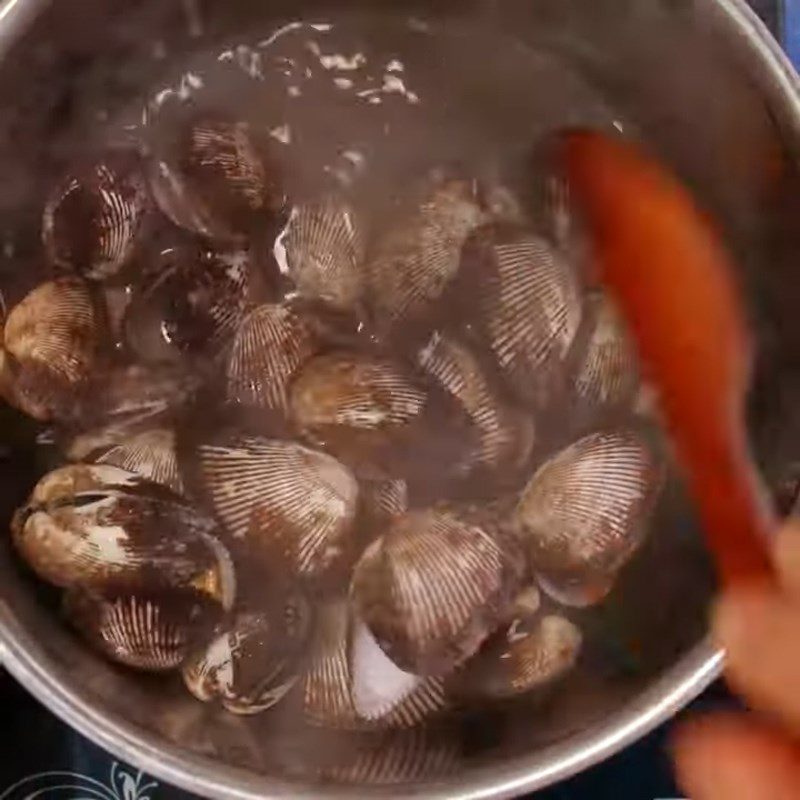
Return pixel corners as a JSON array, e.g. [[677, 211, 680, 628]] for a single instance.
[[0, 1, 791, 798]]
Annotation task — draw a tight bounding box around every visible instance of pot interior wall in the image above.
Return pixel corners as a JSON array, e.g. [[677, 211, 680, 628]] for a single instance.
[[0, 0, 798, 793]]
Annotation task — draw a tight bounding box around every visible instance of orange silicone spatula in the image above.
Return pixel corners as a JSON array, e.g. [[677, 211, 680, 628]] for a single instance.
[[561, 130, 775, 587]]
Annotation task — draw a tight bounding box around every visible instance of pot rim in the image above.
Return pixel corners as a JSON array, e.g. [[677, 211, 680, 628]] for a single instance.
[[1, 0, 798, 798]]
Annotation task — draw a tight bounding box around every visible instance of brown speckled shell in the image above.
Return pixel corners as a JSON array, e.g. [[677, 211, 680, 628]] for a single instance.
[[198, 436, 359, 583], [43, 153, 149, 281], [350, 508, 524, 676], [515, 429, 663, 607], [3, 279, 102, 421]]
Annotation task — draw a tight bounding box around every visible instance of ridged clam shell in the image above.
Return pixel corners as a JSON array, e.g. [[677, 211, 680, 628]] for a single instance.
[[226, 304, 317, 414], [3, 279, 101, 421], [303, 600, 362, 729], [289, 352, 428, 474], [183, 595, 311, 715], [321, 729, 461, 785], [97, 429, 184, 494], [64, 584, 220, 672], [283, 198, 366, 310], [366, 178, 487, 328], [64, 364, 199, 460], [302, 601, 446, 731], [126, 249, 252, 364], [359, 478, 409, 536], [417, 332, 534, 476], [515, 429, 662, 606], [198, 437, 359, 582], [12, 464, 235, 608], [42, 154, 148, 280], [351, 508, 523, 676], [349, 616, 446, 728], [150, 117, 284, 241], [461, 227, 582, 404], [453, 614, 581, 700], [574, 293, 638, 409]]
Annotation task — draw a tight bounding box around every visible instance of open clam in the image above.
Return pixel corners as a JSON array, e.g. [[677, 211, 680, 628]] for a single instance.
[[198, 436, 359, 584], [351, 508, 524, 676], [515, 429, 663, 607], [183, 592, 311, 715], [458, 224, 582, 405], [64, 583, 221, 672], [11, 463, 235, 608], [42, 152, 149, 281], [2, 278, 102, 421], [149, 115, 286, 242]]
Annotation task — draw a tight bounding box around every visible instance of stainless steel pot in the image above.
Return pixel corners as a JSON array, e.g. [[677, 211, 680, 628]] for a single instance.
[[0, 1, 798, 797]]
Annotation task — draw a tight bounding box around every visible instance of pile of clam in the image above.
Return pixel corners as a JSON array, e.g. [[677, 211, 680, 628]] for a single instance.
[[3, 103, 664, 740]]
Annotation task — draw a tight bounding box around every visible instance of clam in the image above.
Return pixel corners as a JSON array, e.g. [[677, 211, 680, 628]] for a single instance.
[[458, 225, 582, 405], [198, 436, 359, 583], [282, 197, 367, 311], [573, 292, 638, 410], [452, 612, 581, 701], [289, 351, 428, 476], [417, 332, 534, 479], [125, 248, 252, 364], [149, 116, 285, 241], [2, 278, 102, 421], [358, 478, 409, 537], [321, 728, 461, 785], [302, 600, 446, 730], [350, 508, 524, 676], [42, 152, 148, 281], [183, 593, 311, 715], [97, 428, 184, 494], [63, 364, 199, 461], [64, 583, 221, 672], [515, 429, 663, 607], [12, 463, 235, 608], [366, 177, 487, 331], [226, 304, 317, 415]]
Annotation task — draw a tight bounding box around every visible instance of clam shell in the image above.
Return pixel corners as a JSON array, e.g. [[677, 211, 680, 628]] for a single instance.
[[183, 594, 311, 715], [351, 508, 524, 676], [126, 248, 252, 364], [150, 117, 285, 241], [460, 226, 582, 404], [321, 729, 461, 785], [198, 437, 359, 582], [282, 198, 366, 310], [302, 600, 446, 730], [42, 153, 148, 280], [417, 332, 534, 477], [64, 364, 199, 460], [289, 352, 428, 475], [3, 279, 101, 421], [515, 429, 663, 607], [97, 428, 184, 494], [226, 304, 317, 414], [358, 478, 409, 536], [12, 464, 235, 608], [366, 178, 487, 329], [453, 614, 582, 700], [349, 615, 446, 728], [303, 600, 362, 729], [573, 293, 638, 409], [64, 584, 220, 672]]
